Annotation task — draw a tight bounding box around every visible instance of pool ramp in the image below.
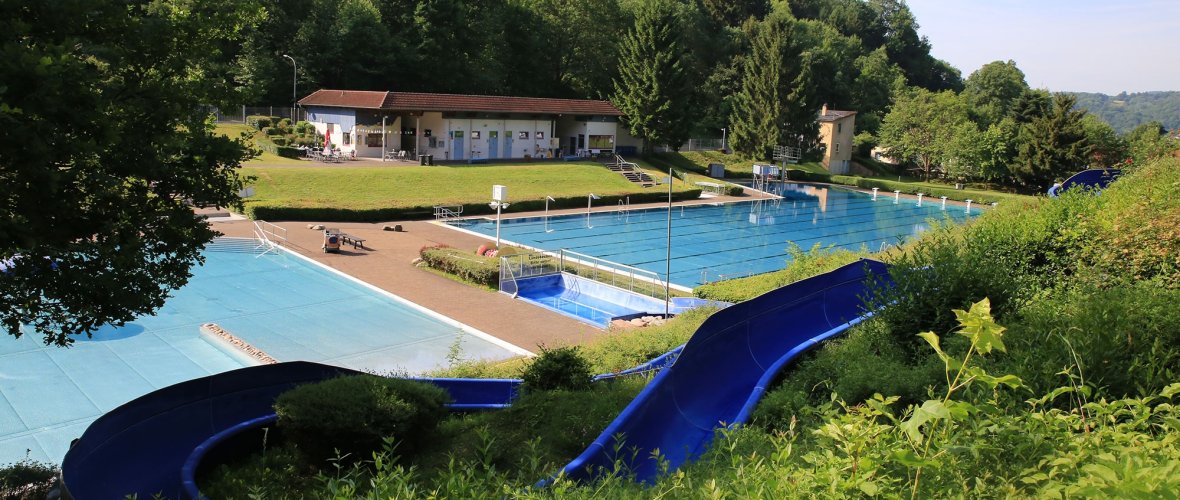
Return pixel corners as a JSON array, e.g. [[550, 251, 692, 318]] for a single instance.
[[59, 260, 890, 496]]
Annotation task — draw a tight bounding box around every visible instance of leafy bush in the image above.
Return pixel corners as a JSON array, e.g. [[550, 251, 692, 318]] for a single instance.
[[293, 120, 315, 135], [264, 126, 283, 136], [0, 457, 57, 499], [520, 345, 593, 392], [246, 115, 276, 130], [271, 136, 289, 146], [418, 245, 499, 288], [274, 375, 451, 463]]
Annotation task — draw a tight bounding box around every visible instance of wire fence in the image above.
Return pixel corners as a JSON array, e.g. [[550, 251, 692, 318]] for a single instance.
[[210, 105, 308, 123]]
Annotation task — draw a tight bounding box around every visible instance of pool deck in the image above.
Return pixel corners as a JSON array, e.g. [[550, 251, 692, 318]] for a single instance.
[[205, 195, 753, 353]]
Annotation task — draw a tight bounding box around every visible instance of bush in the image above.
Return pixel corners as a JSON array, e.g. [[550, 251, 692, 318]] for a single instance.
[[271, 136, 289, 146], [293, 121, 315, 135], [264, 126, 283, 136], [274, 375, 451, 463], [275, 145, 303, 159], [246, 115, 276, 130], [277, 118, 292, 130], [520, 345, 593, 392], [0, 457, 57, 499], [419, 245, 499, 288]]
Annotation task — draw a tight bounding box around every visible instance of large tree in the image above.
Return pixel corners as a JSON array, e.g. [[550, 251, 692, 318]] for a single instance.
[[0, 0, 256, 345], [878, 88, 970, 180], [963, 60, 1029, 127], [729, 13, 821, 160], [1013, 93, 1090, 187], [612, 0, 696, 153]]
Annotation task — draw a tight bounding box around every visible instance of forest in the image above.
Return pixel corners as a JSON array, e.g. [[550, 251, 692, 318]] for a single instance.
[[221, 0, 1177, 191], [1070, 91, 1180, 133]]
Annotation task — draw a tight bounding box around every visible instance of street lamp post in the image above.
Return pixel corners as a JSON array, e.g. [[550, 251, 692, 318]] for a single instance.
[[721, 127, 727, 153], [586, 193, 600, 228], [282, 54, 297, 121]]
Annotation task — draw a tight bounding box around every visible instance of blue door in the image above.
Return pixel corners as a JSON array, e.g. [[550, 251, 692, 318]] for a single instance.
[[504, 134, 514, 158], [488, 131, 499, 159], [452, 131, 465, 160]]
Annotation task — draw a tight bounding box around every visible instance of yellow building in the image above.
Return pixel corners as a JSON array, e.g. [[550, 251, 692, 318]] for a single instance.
[[817, 105, 857, 174]]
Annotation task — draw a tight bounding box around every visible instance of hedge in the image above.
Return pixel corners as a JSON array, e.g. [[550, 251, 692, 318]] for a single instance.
[[419, 245, 499, 288], [243, 189, 703, 222], [246, 115, 278, 130]]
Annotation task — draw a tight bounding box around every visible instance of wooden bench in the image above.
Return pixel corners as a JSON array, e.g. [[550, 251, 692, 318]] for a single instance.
[[338, 232, 366, 249]]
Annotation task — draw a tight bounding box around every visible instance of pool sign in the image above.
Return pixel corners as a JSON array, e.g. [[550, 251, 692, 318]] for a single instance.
[[492, 184, 508, 202]]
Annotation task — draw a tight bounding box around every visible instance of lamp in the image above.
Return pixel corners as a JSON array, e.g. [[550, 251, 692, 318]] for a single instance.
[[282, 54, 297, 121], [489, 185, 509, 248]]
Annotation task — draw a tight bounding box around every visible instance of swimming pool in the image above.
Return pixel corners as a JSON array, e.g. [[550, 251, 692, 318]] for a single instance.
[[449, 184, 981, 288], [0, 239, 525, 465]]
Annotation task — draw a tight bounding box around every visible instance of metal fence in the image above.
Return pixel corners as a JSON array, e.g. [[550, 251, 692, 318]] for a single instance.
[[211, 106, 307, 123], [499, 249, 670, 300]]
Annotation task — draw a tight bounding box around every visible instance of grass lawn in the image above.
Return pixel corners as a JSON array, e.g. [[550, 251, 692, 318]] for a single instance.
[[241, 163, 699, 211], [213, 123, 304, 165]]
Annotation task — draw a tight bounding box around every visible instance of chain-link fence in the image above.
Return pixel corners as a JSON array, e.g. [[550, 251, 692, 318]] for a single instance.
[[210, 106, 307, 123]]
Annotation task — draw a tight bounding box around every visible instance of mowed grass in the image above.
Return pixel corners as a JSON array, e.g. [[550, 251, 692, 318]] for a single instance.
[[213, 123, 305, 165], [241, 163, 697, 210]]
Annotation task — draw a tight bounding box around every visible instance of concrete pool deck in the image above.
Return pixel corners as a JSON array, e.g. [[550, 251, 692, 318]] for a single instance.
[[205, 195, 754, 353]]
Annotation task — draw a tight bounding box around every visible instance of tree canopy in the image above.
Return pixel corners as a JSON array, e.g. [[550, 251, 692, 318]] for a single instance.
[[0, 0, 254, 346]]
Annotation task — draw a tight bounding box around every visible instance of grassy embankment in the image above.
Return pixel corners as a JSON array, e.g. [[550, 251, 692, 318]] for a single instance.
[[203, 156, 1180, 497]]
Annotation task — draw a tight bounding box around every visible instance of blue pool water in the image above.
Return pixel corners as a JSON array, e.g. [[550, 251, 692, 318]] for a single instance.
[[0, 239, 524, 465], [451, 184, 981, 288]]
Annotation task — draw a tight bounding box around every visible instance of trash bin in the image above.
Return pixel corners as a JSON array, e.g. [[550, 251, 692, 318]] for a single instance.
[[418, 154, 427, 165], [426, 154, 434, 166], [708, 163, 725, 179]]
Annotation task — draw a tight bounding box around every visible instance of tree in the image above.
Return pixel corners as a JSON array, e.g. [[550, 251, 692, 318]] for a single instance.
[[612, 0, 697, 153], [948, 118, 1018, 183], [701, 0, 770, 27], [877, 88, 970, 180], [1080, 114, 1127, 167], [1013, 93, 1090, 187], [963, 60, 1029, 127], [1124, 121, 1180, 166], [0, 0, 256, 345], [729, 13, 821, 159]]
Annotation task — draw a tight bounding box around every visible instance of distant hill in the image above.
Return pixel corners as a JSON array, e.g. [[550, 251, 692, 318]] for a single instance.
[[1067, 91, 1180, 133]]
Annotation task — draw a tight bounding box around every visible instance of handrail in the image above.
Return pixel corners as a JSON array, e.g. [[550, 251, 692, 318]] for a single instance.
[[433, 205, 464, 220], [559, 249, 669, 300], [251, 220, 283, 258]]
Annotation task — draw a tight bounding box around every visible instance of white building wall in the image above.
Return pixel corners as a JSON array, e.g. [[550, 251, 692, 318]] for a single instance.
[[351, 117, 400, 159]]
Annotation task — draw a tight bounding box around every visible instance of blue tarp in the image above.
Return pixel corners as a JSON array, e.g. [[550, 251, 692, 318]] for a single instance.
[[1048, 168, 1122, 197]]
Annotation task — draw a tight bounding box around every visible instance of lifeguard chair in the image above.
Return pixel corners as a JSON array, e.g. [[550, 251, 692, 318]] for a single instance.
[[322, 229, 341, 253]]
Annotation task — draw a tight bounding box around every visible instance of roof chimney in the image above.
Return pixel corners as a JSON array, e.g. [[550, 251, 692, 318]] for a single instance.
[[821, 103, 828, 116]]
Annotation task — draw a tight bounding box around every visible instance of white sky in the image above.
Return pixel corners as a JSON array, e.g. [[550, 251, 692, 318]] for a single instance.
[[905, 0, 1179, 94]]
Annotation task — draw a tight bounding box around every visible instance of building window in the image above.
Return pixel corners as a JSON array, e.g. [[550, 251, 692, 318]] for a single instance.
[[517, 131, 528, 140], [837, 122, 843, 133], [834, 143, 840, 153], [535, 131, 545, 139], [343, 132, 351, 146], [365, 133, 382, 147], [471, 131, 481, 140], [589, 135, 613, 149]]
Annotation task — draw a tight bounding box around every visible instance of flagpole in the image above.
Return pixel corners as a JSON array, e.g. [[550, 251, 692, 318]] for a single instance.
[[665, 169, 673, 318]]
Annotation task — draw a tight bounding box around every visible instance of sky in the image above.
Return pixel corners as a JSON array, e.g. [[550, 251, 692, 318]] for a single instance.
[[904, 0, 1179, 95]]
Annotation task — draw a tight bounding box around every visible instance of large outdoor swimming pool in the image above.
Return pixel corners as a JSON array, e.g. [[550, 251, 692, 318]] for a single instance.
[[0, 239, 525, 465], [450, 184, 981, 288]]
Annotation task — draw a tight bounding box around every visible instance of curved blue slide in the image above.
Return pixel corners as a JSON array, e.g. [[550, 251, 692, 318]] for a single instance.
[[61, 259, 889, 497], [552, 259, 891, 484], [1048, 168, 1122, 197]]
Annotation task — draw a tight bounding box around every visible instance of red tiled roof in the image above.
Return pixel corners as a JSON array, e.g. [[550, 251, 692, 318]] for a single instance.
[[298, 89, 389, 109], [818, 109, 857, 122], [298, 89, 621, 115]]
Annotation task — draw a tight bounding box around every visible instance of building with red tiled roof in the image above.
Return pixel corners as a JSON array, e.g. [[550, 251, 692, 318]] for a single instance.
[[297, 89, 638, 161], [816, 104, 857, 174]]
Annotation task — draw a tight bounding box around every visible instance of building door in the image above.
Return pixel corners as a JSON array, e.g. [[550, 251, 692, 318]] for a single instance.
[[569, 136, 576, 155], [452, 131, 465, 160], [488, 131, 499, 159], [504, 133, 514, 158]]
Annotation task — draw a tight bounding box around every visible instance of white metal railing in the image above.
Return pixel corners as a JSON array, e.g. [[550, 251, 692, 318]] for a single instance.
[[500, 249, 670, 300], [559, 249, 669, 300], [433, 205, 464, 220], [252, 220, 286, 257]]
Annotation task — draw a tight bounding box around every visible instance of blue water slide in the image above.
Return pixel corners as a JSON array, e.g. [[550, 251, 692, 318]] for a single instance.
[[61, 260, 888, 496], [60, 362, 521, 499], [551, 259, 891, 484], [1048, 168, 1122, 197]]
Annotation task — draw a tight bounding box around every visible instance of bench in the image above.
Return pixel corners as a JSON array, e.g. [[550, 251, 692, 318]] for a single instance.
[[695, 181, 727, 195], [338, 232, 366, 249]]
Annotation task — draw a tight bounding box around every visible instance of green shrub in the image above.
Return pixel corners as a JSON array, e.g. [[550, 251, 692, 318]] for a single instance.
[[264, 126, 283, 136], [274, 375, 451, 463], [277, 118, 292, 130], [0, 457, 57, 499], [271, 136, 289, 146], [520, 345, 593, 392], [246, 115, 275, 130], [419, 245, 499, 288], [998, 282, 1180, 399], [293, 120, 315, 135], [275, 145, 303, 159]]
